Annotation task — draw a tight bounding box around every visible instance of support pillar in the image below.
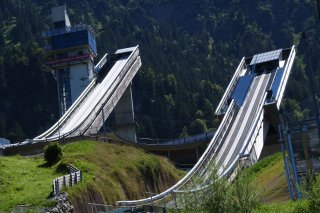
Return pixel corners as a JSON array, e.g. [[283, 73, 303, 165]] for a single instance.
[[195, 147, 199, 161], [167, 150, 171, 160], [114, 84, 137, 142], [301, 124, 313, 178], [286, 132, 301, 199]]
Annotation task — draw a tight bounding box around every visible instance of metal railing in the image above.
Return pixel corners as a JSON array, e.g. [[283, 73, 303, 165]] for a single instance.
[[94, 53, 108, 74], [137, 131, 216, 146], [53, 165, 82, 195], [275, 46, 296, 109], [215, 57, 245, 115], [42, 24, 95, 38]]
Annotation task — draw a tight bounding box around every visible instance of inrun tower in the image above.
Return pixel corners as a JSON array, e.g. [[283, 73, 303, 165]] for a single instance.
[[43, 5, 97, 116]]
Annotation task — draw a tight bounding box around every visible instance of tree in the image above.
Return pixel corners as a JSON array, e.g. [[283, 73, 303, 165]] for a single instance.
[[179, 126, 189, 138], [190, 119, 208, 135], [44, 142, 63, 166]]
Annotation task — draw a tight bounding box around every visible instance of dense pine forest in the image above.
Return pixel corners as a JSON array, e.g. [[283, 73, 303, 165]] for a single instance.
[[0, 0, 319, 142]]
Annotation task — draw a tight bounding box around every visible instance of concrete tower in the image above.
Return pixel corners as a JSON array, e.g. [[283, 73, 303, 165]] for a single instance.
[[43, 5, 97, 116]]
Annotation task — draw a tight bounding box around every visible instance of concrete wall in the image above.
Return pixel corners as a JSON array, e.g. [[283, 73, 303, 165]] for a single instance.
[[69, 63, 91, 103], [114, 86, 137, 142]]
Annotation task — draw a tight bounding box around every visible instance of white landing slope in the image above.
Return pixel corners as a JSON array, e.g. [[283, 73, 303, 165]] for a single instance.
[[34, 46, 141, 141]]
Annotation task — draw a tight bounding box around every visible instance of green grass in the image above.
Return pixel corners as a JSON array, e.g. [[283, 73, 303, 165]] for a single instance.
[[0, 155, 58, 211], [254, 200, 309, 213], [1, 143, 296, 212], [244, 152, 289, 203], [0, 141, 184, 211], [61, 141, 185, 206], [244, 152, 311, 212]]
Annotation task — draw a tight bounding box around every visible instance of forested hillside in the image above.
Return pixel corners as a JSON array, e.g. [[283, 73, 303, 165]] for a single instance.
[[0, 0, 319, 141]]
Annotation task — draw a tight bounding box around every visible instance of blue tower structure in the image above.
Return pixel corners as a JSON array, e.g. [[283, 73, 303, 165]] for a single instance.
[[43, 5, 97, 116]]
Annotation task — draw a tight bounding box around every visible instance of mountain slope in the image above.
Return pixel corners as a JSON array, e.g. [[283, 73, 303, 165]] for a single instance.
[[0, 0, 318, 141]]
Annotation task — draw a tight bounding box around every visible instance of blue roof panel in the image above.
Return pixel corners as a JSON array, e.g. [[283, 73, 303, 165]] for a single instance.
[[231, 73, 255, 106]]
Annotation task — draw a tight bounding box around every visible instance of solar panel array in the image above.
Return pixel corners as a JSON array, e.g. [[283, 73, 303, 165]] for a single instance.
[[250, 49, 282, 66]]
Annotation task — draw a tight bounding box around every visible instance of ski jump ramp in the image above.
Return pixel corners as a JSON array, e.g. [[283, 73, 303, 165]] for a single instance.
[[116, 46, 296, 207], [1, 45, 295, 207], [34, 46, 141, 142]]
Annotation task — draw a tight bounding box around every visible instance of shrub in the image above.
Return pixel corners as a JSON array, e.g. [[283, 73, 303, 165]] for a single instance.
[[171, 168, 261, 212], [44, 142, 63, 166]]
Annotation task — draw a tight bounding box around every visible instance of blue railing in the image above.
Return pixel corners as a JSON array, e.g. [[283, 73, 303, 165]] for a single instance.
[[137, 131, 216, 145], [42, 24, 95, 38], [43, 24, 97, 55]]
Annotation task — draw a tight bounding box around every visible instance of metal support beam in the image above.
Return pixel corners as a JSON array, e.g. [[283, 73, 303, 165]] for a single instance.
[[195, 147, 199, 161], [301, 124, 313, 177], [287, 131, 302, 199], [167, 150, 171, 160], [282, 143, 294, 200]]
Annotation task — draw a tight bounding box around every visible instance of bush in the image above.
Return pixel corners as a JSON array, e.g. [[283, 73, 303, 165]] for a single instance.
[[171, 168, 261, 212], [44, 142, 63, 166]]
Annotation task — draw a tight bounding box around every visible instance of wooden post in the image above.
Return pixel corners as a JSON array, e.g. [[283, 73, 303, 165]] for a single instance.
[[56, 179, 59, 194], [69, 174, 72, 186], [52, 182, 55, 195], [75, 172, 78, 184]]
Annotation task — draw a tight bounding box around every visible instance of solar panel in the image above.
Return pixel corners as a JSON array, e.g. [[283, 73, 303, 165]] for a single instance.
[[250, 49, 282, 66]]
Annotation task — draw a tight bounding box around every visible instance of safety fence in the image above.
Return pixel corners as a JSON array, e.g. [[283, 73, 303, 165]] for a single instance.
[[137, 130, 216, 145], [53, 164, 82, 195]]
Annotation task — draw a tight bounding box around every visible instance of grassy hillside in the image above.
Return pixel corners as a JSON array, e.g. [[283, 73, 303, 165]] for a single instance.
[[0, 155, 58, 211], [0, 145, 309, 212], [245, 153, 310, 212], [0, 141, 184, 212], [245, 153, 289, 203]]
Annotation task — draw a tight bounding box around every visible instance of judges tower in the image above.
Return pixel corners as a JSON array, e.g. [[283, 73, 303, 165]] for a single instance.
[[43, 5, 97, 116]]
